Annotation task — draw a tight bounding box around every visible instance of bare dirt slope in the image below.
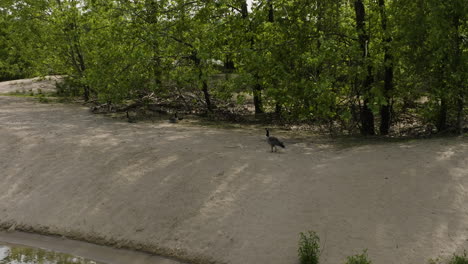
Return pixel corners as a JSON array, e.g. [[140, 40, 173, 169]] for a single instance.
[[0, 79, 467, 264], [0, 76, 61, 94]]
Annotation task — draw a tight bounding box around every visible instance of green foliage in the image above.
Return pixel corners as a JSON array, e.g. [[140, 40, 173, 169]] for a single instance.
[[345, 250, 372, 264], [429, 251, 468, 264], [298, 231, 320, 264], [37, 93, 49, 103], [448, 251, 468, 264], [0, 0, 465, 134], [55, 77, 82, 98]]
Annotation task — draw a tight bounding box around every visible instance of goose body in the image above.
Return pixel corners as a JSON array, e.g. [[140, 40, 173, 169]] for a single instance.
[[265, 128, 285, 152]]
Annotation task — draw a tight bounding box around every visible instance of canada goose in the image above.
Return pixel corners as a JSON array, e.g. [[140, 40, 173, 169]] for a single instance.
[[265, 128, 285, 152]]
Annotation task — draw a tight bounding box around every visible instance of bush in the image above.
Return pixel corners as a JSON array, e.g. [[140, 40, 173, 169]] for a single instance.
[[345, 250, 372, 264], [55, 77, 82, 97], [448, 251, 468, 264], [298, 231, 320, 264], [37, 94, 49, 103]]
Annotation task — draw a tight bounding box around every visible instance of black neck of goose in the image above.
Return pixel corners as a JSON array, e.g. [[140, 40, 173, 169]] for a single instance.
[[266, 129, 269, 137]]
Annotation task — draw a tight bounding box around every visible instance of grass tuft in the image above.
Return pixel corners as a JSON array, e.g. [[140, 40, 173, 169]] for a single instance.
[[298, 231, 320, 264], [345, 250, 372, 264]]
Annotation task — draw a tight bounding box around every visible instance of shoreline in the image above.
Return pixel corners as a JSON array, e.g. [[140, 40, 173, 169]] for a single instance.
[[0, 230, 189, 264]]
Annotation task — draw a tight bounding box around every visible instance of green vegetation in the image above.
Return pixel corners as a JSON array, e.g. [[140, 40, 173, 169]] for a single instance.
[[448, 252, 468, 264], [0, 0, 466, 135], [430, 251, 468, 264], [298, 231, 320, 264], [345, 250, 372, 264], [1, 89, 56, 103], [0, 243, 103, 264], [298, 232, 468, 264]]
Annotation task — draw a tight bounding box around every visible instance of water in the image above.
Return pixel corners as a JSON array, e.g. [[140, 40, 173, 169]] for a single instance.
[[0, 243, 105, 264]]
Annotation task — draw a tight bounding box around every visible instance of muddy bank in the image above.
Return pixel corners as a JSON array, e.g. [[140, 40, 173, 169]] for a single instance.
[[0, 85, 468, 264], [0, 231, 183, 264], [0, 223, 208, 264]]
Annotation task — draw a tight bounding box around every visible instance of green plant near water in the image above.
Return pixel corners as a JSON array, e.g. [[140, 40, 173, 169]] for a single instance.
[[298, 231, 320, 264], [345, 250, 372, 264]]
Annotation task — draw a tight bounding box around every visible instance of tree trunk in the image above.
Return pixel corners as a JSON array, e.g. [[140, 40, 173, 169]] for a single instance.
[[457, 96, 464, 134], [253, 80, 263, 114], [267, 0, 274, 22], [145, 1, 162, 88], [275, 103, 282, 118], [361, 100, 375, 135], [151, 35, 162, 89], [379, 104, 391, 134], [354, 0, 375, 135], [241, 0, 264, 114], [73, 42, 90, 102], [437, 96, 448, 132], [224, 54, 235, 72], [240, 0, 248, 17], [202, 78, 212, 112], [83, 85, 90, 102], [378, 0, 394, 135], [452, 13, 464, 134], [192, 51, 213, 112]]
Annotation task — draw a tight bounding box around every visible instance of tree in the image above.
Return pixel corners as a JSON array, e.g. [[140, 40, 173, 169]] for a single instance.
[[1, 0, 464, 134], [378, 0, 394, 135], [353, 0, 375, 135], [394, 0, 467, 133]]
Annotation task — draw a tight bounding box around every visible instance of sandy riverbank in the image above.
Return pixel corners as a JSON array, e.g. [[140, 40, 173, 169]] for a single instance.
[[1, 78, 467, 264]]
